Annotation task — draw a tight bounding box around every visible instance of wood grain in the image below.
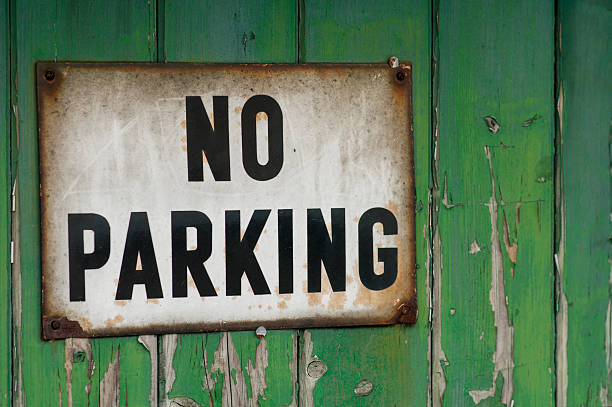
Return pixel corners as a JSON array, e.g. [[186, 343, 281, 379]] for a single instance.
[[435, 1, 555, 405], [4, 1, 611, 405], [161, 1, 298, 405], [0, 0, 10, 403], [557, 1, 612, 405], [12, 1, 156, 405], [300, 1, 431, 405]]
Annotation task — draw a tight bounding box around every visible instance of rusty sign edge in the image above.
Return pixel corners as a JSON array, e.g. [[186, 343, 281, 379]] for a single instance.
[[36, 62, 416, 340]]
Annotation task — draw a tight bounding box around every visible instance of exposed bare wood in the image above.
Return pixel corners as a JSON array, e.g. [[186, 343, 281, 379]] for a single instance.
[[298, 330, 327, 407], [99, 346, 120, 407], [138, 335, 158, 407], [207, 332, 270, 407], [11, 178, 23, 406], [210, 333, 231, 407], [468, 147, 515, 405], [64, 338, 94, 407], [555, 82, 568, 407], [244, 337, 268, 405], [161, 334, 178, 406], [431, 227, 447, 407]]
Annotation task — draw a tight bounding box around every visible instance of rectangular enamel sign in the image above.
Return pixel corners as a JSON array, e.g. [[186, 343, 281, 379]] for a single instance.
[[37, 63, 416, 339]]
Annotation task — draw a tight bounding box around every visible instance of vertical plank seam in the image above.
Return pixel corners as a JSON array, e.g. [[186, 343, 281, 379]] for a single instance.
[[156, 0, 165, 63], [297, 0, 304, 64], [429, 0, 444, 405], [8, 0, 21, 403], [553, 0, 567, 405], [2, 0, 12, 403]]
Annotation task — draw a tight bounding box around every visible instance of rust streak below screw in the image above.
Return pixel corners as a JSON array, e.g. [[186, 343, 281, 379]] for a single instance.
[[44, 70, 55, 82]]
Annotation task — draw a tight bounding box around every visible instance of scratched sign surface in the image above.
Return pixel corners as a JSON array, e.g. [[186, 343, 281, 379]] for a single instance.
[[37, 63, 415, 339]]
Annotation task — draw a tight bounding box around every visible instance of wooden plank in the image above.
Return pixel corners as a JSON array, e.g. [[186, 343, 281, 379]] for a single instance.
[[557, 1, 612, 405], [12, 1, 157, 405], [300, 1, 430, 405], [435, 1, 554, 405], [164, 0, 297, 63], [0, 0, 10, 404], [162, 1, 298, 405]]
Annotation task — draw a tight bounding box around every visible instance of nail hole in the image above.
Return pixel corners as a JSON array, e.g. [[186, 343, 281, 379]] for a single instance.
[[44, 70, 56, 82], [484, 116, 500, 134]]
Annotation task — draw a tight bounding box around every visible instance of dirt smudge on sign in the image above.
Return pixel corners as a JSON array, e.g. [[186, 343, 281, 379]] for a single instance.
[[104, 315, 124, 327]]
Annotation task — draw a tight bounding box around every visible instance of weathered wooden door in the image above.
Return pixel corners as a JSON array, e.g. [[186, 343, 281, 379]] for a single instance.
[[1, 1, 609, 406]]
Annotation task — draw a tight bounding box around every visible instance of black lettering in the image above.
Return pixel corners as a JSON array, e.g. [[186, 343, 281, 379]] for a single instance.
[[278, 209, 293, 294], [241, 95, 283, 181], [225, 210, 271, 295], [186, 96, 230, 181], [171, 211, 216, 298], [68, 213, 111, 301], [307, 208, 345, 292], [358, 207, 398, 290], [115, 212, 163, 300]]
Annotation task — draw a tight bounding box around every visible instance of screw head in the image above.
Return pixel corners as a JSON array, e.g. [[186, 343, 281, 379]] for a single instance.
[[388, 56, 399, 68], [44, 70, 56, 82], [255, 326, 267, 338], [50, 320, 60, 330], [395, 70, 406, 82]]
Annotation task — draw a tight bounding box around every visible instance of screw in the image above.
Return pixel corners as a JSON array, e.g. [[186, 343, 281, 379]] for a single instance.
[[398, 303, 410, 315], [50, 320, 60, 330], [44, 70, 56, 82], [255, 326, 267, 338], [395, 70, 406, 82], [388, 56, 399, 68]]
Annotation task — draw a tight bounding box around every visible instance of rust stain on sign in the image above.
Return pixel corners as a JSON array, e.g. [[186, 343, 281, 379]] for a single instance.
[[37, 62, 416, 339]]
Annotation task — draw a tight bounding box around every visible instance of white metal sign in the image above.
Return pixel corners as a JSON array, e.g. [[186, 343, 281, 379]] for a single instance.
[[37, 63, 415, 339]]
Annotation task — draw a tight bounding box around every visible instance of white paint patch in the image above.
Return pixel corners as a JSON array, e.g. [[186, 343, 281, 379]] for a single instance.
[[468, 147, 514, 405]]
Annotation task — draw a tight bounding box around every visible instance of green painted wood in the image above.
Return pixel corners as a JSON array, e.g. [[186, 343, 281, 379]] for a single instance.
[[436, 1, 554, 405], [300, 1, 431, 405], [558, 1, 612, 405], [12, 1, 156, 405], [0, 0, 10, 404], [164, 0, 297, 63], [162, 1, 298, 405]]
